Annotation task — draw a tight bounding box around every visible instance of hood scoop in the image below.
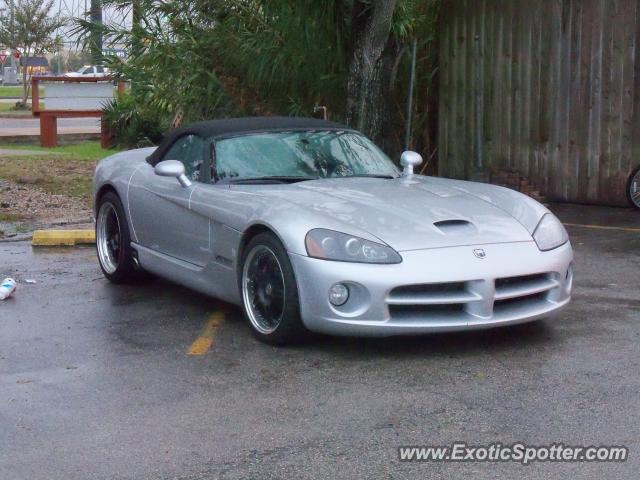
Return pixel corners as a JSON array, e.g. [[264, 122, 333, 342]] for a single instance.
[[434, 219, 477, 236]]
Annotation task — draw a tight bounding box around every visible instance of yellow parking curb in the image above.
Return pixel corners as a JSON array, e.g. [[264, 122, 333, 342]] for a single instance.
[[32, 229, 96, 247]]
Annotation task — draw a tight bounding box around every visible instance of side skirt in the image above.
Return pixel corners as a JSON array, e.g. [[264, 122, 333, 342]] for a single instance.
[[132, 242, 241, 305]]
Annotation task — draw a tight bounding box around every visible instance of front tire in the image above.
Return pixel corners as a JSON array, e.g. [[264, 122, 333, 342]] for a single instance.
[[96, 191, 140, 283], [240, 232, 307, 344], [628, 165, 640, 210]]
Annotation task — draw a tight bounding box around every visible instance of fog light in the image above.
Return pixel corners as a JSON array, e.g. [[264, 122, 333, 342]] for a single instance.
[[329, 283, 349, 306]]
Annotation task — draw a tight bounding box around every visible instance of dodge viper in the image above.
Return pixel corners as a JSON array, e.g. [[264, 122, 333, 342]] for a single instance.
[[93, 117, 573, 343]]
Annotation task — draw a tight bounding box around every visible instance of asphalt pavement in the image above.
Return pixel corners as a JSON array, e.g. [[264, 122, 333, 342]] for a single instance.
[[0, 204, 639, 479]]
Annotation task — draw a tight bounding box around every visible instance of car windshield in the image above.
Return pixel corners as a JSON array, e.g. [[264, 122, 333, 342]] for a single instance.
[[214, 130, 399, 183]]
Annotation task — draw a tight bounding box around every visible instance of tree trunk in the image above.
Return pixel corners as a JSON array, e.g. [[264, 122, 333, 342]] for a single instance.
[[22, 68, 29, 106], [90, 0, 103, 63], [21, 47, 32, 107], [345, 0, 402, 154]]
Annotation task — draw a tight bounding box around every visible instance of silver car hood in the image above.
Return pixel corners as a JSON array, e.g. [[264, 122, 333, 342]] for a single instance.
[[258, 176, 536, 251]]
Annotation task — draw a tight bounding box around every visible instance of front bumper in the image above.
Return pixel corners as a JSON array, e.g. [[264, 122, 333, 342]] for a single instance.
[[289, 241, 573, 337]]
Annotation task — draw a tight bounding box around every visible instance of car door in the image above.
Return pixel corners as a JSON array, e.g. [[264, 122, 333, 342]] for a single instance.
[[128, 134, 212, 267]]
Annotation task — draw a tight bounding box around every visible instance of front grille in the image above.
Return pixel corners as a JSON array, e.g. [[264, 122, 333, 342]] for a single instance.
[[387, 282, 477, 305], [386, 273, 559, 323], [494, 291, 548, 309], [390, 282, 467, 295], [495, 273, 548, 289], [494, 273, 557, 301], [389, 303, 466, 321]]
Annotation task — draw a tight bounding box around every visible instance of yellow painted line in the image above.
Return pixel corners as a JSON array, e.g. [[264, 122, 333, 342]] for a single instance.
[[32, 229, 95, 246], [187, 311, 225, 356], [563, 223, 640, 233]]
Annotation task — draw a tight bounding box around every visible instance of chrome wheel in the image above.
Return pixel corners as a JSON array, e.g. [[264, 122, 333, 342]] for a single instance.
[[242, 245, 286, 334], [630, 169, 640, 209], [96, 202, 122, 275]]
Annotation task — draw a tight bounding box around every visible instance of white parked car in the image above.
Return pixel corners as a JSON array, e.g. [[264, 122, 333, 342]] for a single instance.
[[64, 65, 110, 78]]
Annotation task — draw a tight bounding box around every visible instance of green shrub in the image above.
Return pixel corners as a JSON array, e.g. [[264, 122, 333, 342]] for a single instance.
[[102, 92, 168, 149]]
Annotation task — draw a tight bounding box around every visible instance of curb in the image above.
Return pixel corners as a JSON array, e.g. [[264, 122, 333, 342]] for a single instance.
[[32, 229, 95, 246]]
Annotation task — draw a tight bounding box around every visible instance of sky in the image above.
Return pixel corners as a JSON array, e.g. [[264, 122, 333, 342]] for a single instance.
[[0, 0, 131, 45]]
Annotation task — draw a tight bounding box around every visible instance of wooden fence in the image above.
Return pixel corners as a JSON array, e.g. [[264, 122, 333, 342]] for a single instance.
[[438, 0, 640, 206]]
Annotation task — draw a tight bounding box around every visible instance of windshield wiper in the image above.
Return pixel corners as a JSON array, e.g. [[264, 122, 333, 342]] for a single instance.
[[227, 176, 318, 184], [334, 174, 398, 179]]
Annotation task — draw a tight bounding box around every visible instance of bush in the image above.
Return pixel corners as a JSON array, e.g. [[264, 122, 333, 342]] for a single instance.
[[102, 92, 168, 149]]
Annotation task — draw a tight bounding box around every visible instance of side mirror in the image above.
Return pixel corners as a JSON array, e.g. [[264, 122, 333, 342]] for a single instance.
[[400, 151, 423, 176], [154, 160, 192, 188]]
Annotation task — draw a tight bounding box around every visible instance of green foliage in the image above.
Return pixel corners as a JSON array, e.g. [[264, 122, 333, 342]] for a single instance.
[[212, 1, 351, 117], [75, 0, 439, 153], [101, 92, 167, 148], [64, 50, 93, 71], [0, 0, 65, 104], [395, 0, 440, 160]]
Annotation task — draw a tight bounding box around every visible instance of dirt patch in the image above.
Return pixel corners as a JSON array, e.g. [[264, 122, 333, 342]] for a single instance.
[[0, 155, 95, 238], [0, 155, 96, 197], [0, 178, 91, 221]]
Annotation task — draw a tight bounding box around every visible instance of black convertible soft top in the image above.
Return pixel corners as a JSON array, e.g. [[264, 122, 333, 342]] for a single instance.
[[147, 116, 355, 165]]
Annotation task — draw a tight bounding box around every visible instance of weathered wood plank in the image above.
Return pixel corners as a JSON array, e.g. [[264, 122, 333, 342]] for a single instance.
[[437, 0, 638, 205], [566, 0, 581, 202], [575, 0, 594, 203], [599, 0, 614, 200], [631, 0, 640, 186]]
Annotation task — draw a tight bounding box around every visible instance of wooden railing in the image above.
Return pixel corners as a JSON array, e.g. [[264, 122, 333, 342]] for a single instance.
[[31, 76, 125, 148]]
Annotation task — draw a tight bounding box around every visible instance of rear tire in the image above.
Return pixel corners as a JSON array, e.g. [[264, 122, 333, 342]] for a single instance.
[[240, 232, 307, 344], [627, 165, 640, 210], [96, 191, 142, 283]]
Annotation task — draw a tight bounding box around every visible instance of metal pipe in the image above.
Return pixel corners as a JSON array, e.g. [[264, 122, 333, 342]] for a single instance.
[[314, 104, 328, 120], [404, 37, 417, 151], [474, 34, 483, 169]]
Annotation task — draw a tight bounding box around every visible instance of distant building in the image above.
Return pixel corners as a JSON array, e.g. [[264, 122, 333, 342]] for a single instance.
[[20, 57, 49, 75]]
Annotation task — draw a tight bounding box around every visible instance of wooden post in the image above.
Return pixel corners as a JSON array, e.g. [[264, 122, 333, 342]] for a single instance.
[[100, 116, 110, 149], [31, 77, 40, 115], [40, 114, 57, 147]]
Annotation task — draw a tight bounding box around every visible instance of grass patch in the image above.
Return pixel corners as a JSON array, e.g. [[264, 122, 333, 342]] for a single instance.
[[0, 141, 119, 161], [0, 212, 24, 221], [0, 102, 44, 111], [0, 86, 44, 97], [0, 102, 43, 115]]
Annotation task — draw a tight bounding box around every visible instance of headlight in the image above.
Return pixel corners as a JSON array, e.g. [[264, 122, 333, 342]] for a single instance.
[[533, 213, 569, 251], [305, 229, 402, 264]]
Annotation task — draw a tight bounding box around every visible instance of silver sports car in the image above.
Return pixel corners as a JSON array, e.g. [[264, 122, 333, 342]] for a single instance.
[[93, 117, 573, 343]]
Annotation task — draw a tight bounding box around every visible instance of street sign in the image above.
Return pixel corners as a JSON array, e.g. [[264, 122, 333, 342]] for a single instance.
[[0, 54, 6, 64]]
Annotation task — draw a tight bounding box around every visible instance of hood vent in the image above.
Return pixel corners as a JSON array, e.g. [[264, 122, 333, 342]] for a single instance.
[[434, 219, 476, 235]]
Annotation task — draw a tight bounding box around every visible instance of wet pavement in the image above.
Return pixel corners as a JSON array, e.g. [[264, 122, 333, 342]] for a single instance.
[[0, 204, 639, 479], [0, 117, 100, 137]]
